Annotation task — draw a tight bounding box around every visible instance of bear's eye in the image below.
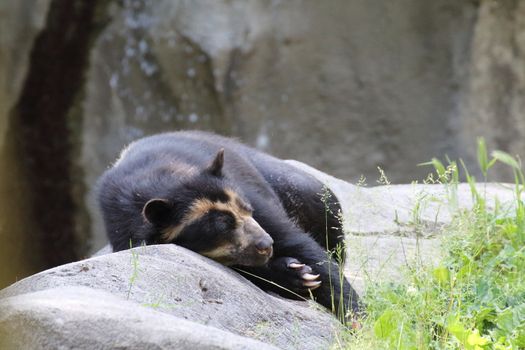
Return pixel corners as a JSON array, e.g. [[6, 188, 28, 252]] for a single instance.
[[209, 210, 236, 232]]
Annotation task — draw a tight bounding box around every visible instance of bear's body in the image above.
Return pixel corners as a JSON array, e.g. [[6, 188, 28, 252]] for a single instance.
[[97, 131, 360, 320]]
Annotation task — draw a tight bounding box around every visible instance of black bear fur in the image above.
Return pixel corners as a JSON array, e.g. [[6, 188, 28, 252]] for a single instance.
[[97, 131, 360, 321]]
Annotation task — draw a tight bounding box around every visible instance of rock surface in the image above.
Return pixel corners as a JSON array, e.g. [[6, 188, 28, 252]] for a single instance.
[[0, 0, 52, 289], [0, 245, 338, 350], [459, 0, 525, 181], [0, 287, 280, 350], [0, 0, 51, 148]]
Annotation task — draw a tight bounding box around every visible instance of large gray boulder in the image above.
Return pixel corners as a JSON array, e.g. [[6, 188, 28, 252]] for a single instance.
[[0, 245, 339, 350], [0, 287, 279, 350]]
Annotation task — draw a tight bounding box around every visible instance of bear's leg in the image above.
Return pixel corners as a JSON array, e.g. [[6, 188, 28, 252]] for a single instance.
[[257, 162, 346, 258]]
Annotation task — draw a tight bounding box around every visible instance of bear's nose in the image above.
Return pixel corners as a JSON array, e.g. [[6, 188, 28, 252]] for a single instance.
[[255, 239, 273, 257]]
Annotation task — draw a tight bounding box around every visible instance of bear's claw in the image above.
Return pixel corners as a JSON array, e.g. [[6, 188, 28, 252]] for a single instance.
[[302, 273, 320, 281], [289, 262, 305, 269], [303, 280, 322, 289]]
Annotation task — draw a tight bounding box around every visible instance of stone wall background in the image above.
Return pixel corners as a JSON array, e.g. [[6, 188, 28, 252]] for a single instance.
[[1, 0, 524, 286]]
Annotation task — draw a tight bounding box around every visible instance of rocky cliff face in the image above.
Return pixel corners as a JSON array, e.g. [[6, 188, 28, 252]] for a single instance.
[[1, 0, 524, 284], [82, 0, 478, 185], [0, 0, 109, 286], [0, 0, 52, 287], [459, 0, 525, 180]]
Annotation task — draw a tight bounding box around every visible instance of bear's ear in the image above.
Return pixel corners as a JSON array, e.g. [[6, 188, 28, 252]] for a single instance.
[[143, 198, 172, 227], [206, 148, 224, 177]]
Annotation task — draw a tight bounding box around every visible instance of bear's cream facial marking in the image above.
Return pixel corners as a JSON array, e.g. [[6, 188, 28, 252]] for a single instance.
[[200, 244, 237, 264], [161, 189, 252, 243]]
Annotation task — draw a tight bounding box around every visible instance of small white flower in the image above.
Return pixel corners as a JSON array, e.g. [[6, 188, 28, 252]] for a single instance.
[[407, 285, 417, 294]]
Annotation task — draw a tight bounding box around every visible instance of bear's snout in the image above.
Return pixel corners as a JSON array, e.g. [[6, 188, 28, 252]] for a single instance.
[[234, 216, 274, 266], [244, 217, 273, 246], [255, 238, 274, 257]]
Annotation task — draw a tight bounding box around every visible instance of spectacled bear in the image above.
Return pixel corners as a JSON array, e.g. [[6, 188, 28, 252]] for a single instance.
[[97, 131, 361, 322]]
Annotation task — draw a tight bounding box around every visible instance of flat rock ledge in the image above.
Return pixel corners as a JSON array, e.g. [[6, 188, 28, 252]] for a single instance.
[[0, 160, 518, 349]]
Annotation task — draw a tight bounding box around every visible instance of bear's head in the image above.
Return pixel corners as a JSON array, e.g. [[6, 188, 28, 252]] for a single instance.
[[142, 149, 274, 267]]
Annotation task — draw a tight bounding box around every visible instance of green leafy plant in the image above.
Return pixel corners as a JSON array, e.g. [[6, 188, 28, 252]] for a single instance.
[[336, 139, 525, 349]]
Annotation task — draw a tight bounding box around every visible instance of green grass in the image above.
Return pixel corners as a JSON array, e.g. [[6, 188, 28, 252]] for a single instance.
[[127, 240, 141, 299], [336, 139, 525, 349]]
